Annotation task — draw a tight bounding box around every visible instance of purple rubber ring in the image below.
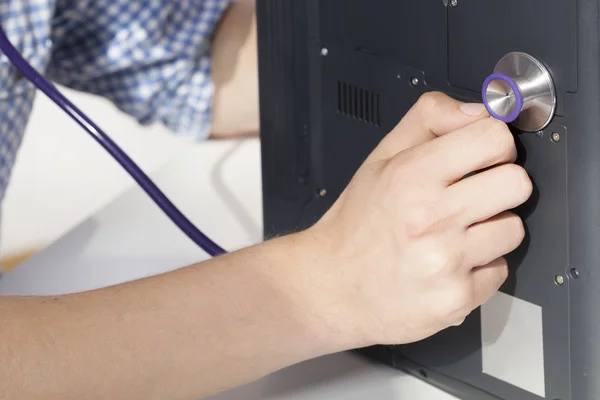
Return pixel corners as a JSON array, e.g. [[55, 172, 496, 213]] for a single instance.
[[482, 73, 523, 123]]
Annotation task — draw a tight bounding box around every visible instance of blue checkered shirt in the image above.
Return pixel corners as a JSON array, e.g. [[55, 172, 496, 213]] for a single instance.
[[0, 0, 231, 202]]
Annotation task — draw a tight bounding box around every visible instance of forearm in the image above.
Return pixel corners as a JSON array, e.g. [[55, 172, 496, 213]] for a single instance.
[[0, 232, 346, 400]]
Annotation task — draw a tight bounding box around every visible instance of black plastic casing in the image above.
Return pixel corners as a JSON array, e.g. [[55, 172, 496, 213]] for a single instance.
[[256, 1, 600, 398]]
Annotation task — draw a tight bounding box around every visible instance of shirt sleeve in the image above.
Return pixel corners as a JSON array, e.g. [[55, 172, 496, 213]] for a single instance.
[[46, 0, 233, 140]]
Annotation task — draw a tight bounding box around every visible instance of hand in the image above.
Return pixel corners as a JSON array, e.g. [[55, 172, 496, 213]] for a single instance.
[[307, 92, 532, 347]]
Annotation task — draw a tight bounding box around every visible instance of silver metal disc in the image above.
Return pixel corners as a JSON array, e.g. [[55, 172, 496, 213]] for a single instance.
[[493, 52, 556, 132]]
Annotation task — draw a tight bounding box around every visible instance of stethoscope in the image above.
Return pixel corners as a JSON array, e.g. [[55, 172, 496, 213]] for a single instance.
[[0, 27, 226, 257], [0, 18, 559, 261]]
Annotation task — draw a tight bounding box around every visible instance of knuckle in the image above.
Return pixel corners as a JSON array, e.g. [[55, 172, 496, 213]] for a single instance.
[[386, 152, 411, 173], [403, 206, 439, 238], [518, 168, 534, 200], [486, 259, 510, 297], [441, 282, 473, 317], [484, 118, 515, 158], [419, 239, 463, 275], [416, 91, 445, 113], [382, 156, 413, 188], [484, 116, 509, 135], [509, 214, 526, 244], [499, 260, 510, 282], [505, 164, 533, 202], [488, 257, 510, 284]]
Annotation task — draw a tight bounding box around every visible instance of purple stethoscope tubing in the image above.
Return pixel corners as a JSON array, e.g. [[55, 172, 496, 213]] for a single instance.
[[481, 73, 523, 124], [0, 26, 226, 257]]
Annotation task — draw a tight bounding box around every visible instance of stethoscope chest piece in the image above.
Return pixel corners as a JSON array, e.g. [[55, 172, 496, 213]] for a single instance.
[[482, 52, 556, 133]]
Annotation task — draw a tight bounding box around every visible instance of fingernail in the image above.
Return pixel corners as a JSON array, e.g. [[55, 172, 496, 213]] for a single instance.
[[460, 103, 486, 116]]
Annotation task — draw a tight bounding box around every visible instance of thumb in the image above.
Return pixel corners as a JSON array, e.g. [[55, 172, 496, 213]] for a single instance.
[[367, 92, 489, 163]]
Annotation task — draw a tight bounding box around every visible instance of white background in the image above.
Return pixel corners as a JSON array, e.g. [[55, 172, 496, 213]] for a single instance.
[[0, 85, 191, 259]]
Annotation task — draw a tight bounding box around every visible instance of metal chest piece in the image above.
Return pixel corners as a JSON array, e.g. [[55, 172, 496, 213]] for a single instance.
[[482, 52, 556, 133]]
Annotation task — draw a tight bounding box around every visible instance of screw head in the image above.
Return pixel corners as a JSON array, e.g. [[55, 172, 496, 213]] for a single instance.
[[450, 0, 458, 6], [551, 132, 561, 143], [321, 48, 328, 56], [410, 77, 420, 87], [569, 268, 580, 279], [555, 275, 565, 285], [318, 189, 327, 197]]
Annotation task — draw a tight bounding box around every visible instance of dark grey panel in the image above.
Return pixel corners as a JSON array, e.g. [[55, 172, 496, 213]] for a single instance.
[[448, 0, 578, 117], [257, 0, 600, 398], [318, 0, 446, 73]]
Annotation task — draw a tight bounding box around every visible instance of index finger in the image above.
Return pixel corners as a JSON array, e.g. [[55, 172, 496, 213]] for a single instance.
[[398, 117, 517, 186], [367, 92, 489, 163]]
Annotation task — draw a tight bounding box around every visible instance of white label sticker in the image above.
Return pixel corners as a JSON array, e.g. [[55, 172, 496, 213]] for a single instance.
[[481, 291, 545, 397]]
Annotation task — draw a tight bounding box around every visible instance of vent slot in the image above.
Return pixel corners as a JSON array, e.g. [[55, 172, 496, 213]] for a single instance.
[[337, 81, 380, 127]]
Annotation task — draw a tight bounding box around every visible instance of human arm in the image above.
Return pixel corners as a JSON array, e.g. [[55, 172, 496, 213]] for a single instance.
[[0, 93, 531, 399], [0, 234, 339, 400], [45, 0, 258, 141], [210, 0, 259, 137]]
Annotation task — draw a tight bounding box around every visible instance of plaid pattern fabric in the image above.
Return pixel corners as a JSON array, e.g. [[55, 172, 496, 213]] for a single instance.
[[0, 0, 231, 202]]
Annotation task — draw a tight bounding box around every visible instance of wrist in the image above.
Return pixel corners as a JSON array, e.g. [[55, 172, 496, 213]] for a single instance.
[[260, 229, 366, 355]]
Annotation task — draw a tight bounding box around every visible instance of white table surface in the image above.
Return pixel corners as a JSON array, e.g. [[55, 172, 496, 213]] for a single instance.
[[0, 138, 457, 400]]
